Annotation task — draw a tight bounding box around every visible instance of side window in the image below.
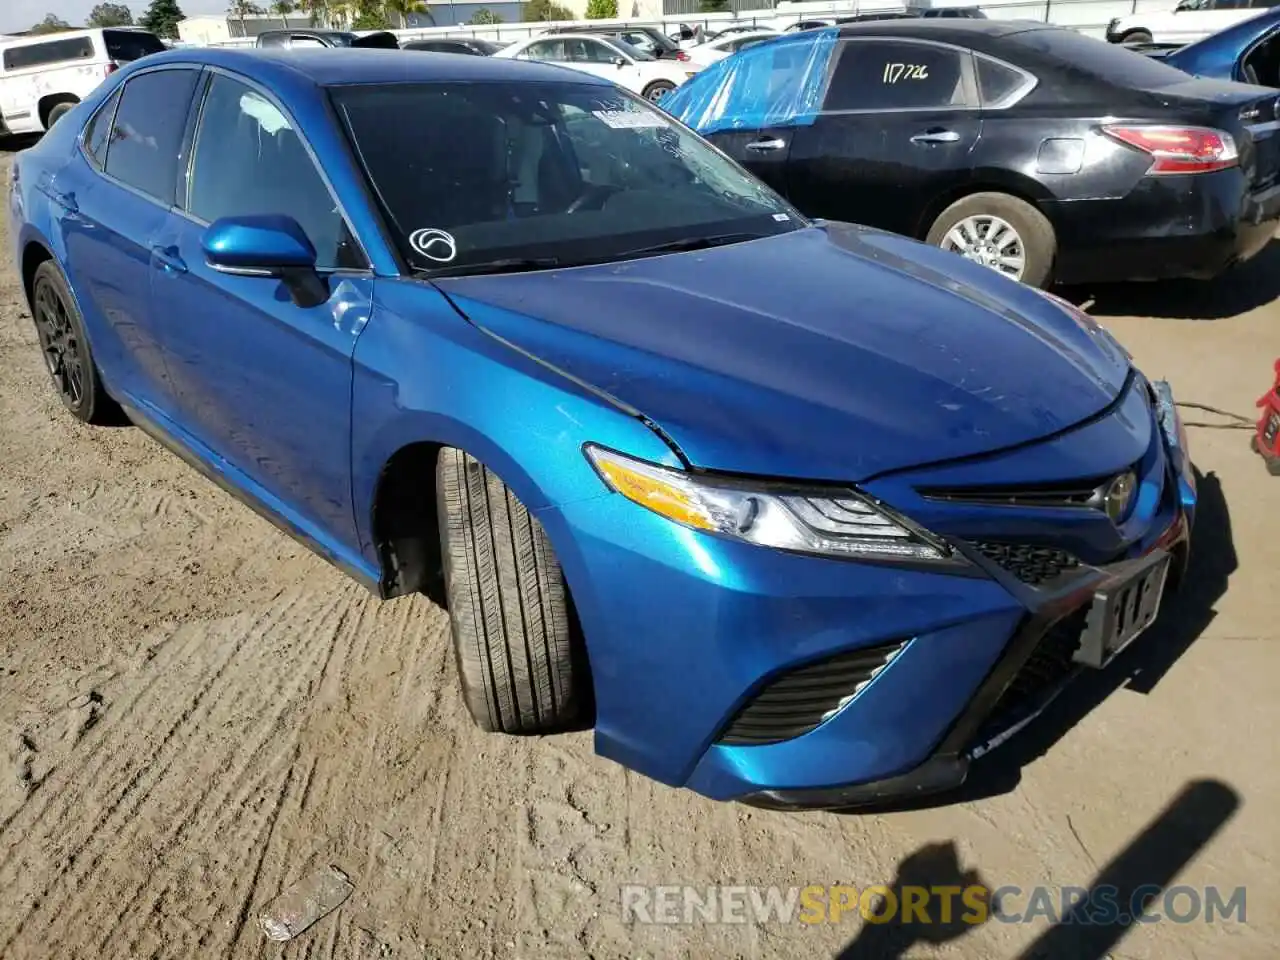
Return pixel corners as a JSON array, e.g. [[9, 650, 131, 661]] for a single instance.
[[258, 34, 288, 47], [2, 37, 95, 71], [824, 41, 971, 111], [976, 57, 1031, 108], [290, 35, 327, 47], [571, 39, 616, 63], [103, 69, 199, 204], [186, 74, 364, 271], [82, 87, 122, 170], [525, 40, 566, 61]]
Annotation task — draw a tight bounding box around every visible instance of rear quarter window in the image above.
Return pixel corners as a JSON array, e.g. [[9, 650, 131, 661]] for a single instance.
[[1011, 27, 1193, 89], [103, 30, 166, 62], [2, 36, 95, 71]]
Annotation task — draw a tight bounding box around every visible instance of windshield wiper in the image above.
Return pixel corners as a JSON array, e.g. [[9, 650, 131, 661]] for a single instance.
[[416, 257, 561, 278], [608, 233, 768, 261]]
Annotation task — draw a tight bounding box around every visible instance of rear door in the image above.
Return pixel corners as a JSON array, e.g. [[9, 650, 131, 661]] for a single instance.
[[785, 37, 982, 236], [60, 65, 201, 414]]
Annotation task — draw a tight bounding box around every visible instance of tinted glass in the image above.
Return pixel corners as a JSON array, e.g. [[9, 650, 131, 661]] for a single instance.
[[103, 68, 198, 203], [825, 41, 970, 111], [976, 56, 1027, 106], [83, 87, 121, 168], [1011, 28, 1194, 88], [568, 38, 620, 63], [258, 33, 289, 47], [187, 75, 363, 270], [104, 30, 166, 61], [291, 35, 329, 47], [3, 37, 94, 71], [333, 81, 799, 273], [469, 39, 501, 54]]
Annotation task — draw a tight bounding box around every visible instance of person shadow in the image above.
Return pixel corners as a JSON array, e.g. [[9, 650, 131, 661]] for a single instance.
[[852, 466, 1235, 812], [835, 778, 1242, 959]]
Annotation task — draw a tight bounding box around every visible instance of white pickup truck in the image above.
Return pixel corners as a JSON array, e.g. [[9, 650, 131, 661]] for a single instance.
[[0, 28, 165, 136], [1106, 0, 1275, 46]]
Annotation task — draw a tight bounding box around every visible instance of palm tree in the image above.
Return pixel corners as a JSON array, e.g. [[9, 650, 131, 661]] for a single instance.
[[270, 0, 294, 25], [228, 0, 266, 32], [383, 0, 428, 28], [295, 0, 328, 25]]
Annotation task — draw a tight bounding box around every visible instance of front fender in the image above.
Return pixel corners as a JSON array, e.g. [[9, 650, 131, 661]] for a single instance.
[[350, 278, 680, 572]]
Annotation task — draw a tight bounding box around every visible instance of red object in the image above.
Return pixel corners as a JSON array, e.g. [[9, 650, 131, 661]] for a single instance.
[[675, 50, 690, 61], [105, 61, 120, 75], [1253, 359, 1280, 474], [1102, 124, 1238, 175]]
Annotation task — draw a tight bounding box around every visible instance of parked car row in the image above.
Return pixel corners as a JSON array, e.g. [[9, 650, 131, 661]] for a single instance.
[[661, 19, 1280, 287]]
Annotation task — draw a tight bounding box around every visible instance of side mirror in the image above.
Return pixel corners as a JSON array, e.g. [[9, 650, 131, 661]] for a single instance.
[[613, 56, 627, 67], [202, 215, 328, 308]]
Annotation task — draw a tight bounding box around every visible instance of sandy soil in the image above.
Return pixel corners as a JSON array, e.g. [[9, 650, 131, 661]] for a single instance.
[[1, 144, 1277, 960]]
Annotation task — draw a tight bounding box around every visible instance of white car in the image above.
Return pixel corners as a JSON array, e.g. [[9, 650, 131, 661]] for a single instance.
[[0, 27, 166, 135], [496, 34, 700, 103], [685, 30, 781, 66], [1105, 0, 1273, 45]]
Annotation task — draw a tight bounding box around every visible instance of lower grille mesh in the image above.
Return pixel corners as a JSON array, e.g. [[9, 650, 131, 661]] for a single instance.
[[977, 609, 1087, 743], [969, 541, 1081, 586], [718, 641, 907, 746]]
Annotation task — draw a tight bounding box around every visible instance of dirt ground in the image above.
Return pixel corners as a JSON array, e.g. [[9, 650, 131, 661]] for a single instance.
[[1, 143, 1277, 960]]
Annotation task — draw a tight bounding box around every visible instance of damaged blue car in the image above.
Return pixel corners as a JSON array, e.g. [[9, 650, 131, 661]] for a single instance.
[[10, 48, 1196, 807]]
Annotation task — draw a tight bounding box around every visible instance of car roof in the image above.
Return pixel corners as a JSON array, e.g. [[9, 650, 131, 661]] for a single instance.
[[129, 46, 606, 88], [834, 18, 1050, 40]]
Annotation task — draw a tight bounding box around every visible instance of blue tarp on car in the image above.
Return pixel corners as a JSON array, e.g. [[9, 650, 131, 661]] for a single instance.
[[661, 28, 839, 135]]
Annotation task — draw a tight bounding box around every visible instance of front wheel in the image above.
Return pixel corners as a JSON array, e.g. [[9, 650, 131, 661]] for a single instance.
[[1119, 29, 1152, 44], [926, 192, 1057, 288], [438, 448, 585, 734], [642, 80, 676, 103], [46, 101, 76, 127]]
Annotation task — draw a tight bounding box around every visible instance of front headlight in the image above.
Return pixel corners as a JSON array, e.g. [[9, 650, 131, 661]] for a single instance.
[[584, 445, 958, 563]]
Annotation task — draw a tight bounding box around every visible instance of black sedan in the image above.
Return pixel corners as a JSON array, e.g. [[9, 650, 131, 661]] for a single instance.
[[663, 20, 1280, 287], [402, 37, 503, 56]]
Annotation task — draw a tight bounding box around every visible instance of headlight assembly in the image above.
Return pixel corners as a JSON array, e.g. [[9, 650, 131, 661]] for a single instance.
[[584, 444, 959, 564]]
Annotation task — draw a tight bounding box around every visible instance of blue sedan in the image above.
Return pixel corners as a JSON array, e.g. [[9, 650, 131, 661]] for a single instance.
[[9, 48, 1196, 807], [1157, 7, 1280, 85]]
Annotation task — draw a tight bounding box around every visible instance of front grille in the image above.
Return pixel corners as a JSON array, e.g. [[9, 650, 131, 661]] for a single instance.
[[918, 479, 1103, 508], [718, 641, 907, 746], [969, 541, 1081, 586], [976, 609, 1087, 744]]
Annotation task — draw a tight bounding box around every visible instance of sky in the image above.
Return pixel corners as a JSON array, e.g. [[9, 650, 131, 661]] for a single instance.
[[1, 0, 228, 35]]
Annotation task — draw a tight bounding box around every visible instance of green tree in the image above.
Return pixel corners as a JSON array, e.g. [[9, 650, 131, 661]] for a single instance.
[[383, 0, 427, 27], [269, 0, 294, 25], [296, 0, 327, 25], [523, 0, 573, 21], [140, 0, 186, 37], [87, 2, 135, 26], [469, 7, 502, 23], [350, 0, 389, 28], [228, 0, 265, 27], [584, 0, 616, 18], [697, 0, 729, 10], [30, 13, 74, 34]]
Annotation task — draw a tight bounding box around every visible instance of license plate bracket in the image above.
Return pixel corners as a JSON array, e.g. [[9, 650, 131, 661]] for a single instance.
[[1074, 549, 1171, 669]]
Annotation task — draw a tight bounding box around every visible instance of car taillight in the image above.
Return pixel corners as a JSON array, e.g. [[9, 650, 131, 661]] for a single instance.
[[105, 61, 120, 75], [675, 50, 690, 61], [1102, 124, 1238, 174]]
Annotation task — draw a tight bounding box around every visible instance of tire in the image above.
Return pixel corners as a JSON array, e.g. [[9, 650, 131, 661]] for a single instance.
[[1120, 29, 1152, 44], [642, 80, 676, 103], [30, 260, 120, 424], [925, 192, 1057, 289], [438, 448, 583, 734], [46, 101, 76, 128]]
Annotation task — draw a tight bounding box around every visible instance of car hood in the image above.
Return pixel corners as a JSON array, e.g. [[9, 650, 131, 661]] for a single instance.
[[433, 223, 1131, 482]]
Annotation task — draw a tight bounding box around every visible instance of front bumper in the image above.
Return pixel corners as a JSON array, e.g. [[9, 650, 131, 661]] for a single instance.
[[1044, 169, 1280, 285], [544, 376, 1195, 807]]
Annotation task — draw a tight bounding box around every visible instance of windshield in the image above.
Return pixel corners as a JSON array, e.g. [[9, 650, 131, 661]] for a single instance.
[[104, 29, 166, 61], [331, 81, 802, 274]]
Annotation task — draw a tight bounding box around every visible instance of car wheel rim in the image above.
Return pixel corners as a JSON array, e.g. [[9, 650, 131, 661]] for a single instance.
[[646, 86, 669, 102], [939, 215, 1026, 280], [33, 280, 85, 408]]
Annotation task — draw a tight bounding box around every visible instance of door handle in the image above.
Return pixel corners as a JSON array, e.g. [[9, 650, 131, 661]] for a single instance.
[[910, 129, 962, 145], [745, 138, 787, 152], [151, 245, 188, 275]]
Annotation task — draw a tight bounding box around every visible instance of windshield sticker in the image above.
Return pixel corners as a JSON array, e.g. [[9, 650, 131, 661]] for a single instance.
[[593, 110, 666, 130], [772, 213, 790, 222], [409, 228, 457, 263]]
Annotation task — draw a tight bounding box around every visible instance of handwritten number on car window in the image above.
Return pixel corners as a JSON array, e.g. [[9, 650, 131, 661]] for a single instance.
[[882, 63, 929, 84]]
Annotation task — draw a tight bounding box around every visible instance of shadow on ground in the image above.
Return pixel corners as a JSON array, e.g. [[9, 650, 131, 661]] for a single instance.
[[835, 778, 1241, 959], [0, 135, 40, 155], [853, 467, 1234, 813], [1062, 239, 1280, 320]]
